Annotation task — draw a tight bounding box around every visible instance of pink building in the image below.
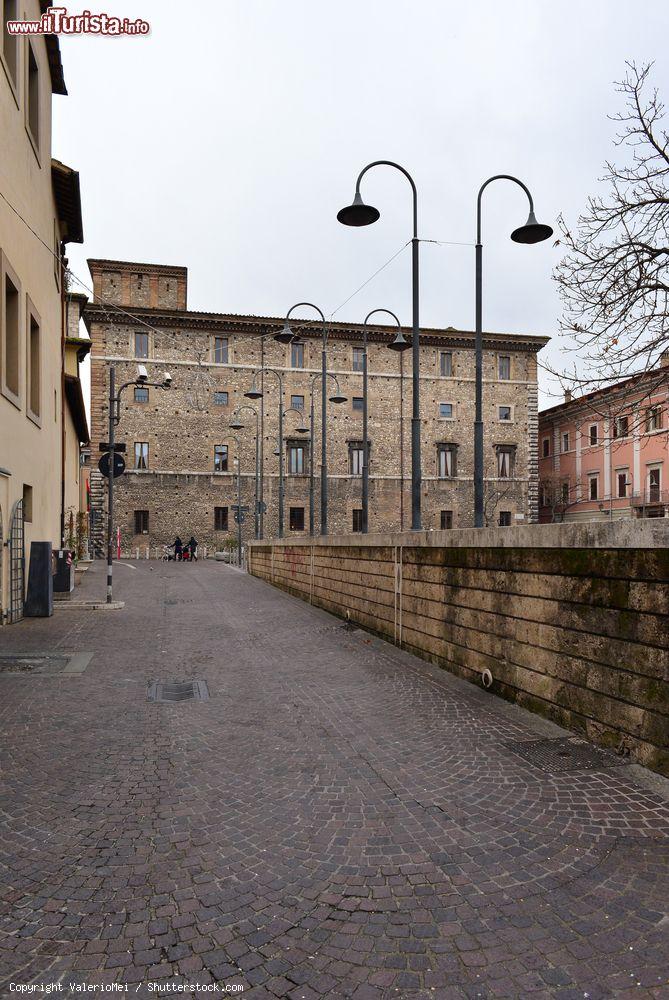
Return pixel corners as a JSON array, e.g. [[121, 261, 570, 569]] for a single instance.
[[538, 358, 669, 522]]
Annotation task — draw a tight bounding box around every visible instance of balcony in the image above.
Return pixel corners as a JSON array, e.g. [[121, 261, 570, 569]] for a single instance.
[[629, 488, 668, 514]]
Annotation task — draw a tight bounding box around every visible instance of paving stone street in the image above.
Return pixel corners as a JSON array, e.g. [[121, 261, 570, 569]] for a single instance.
[[1, 560, 668, 1000]]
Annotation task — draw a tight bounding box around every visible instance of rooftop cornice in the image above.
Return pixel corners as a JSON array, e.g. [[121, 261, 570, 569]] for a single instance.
[[83, 302, 550, 353], [87, 259, 187, 278]]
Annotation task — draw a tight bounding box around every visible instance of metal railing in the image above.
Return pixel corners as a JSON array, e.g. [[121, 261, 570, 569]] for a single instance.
[[629, 489, 668, 507]]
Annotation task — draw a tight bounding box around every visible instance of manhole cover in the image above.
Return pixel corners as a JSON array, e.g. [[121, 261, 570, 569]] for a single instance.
[[504, 736, 630, 773], [147, 680, 210, 703], [0, 653, 92, 676]]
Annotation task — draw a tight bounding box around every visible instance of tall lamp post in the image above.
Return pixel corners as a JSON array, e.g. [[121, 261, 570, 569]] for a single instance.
[[474, 176, 553, 527], [304, 373, 347, 536], [229, 404, 261, 539], [338, 161, 423, 531], [106, 363, 172, 603], [228, 434, 243, 566], [245, 368, 285, 537], [274, 302, 336, 534], [361, 310, 409, 533]]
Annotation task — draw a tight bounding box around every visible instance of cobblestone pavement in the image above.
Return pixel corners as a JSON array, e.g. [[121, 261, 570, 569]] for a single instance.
[[1, 560, 668, 1000]]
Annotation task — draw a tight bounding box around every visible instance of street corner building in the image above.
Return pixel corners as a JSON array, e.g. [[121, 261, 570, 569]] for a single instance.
[[84, 258, 549, 554], [0, 0, 87, 625]]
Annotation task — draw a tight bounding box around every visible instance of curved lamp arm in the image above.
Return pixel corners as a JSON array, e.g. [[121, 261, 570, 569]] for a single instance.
[[356, 161, 418, 237], [476, 175, 534, 243], [363, 308, 402, 348]]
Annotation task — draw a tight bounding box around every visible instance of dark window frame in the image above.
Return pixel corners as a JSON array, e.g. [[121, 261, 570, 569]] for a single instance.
[[214, 506, 229, 531], [289, 506, 305, 531]]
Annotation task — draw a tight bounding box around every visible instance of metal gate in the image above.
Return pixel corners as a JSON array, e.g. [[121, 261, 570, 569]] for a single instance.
[[8, 499, 24, 624]]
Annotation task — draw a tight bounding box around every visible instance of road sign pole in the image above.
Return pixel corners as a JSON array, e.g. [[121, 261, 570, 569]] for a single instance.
[[106, 366, 115, 604]]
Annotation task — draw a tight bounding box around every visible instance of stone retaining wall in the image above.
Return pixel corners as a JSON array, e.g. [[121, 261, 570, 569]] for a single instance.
[[248, 522, 669, 775]]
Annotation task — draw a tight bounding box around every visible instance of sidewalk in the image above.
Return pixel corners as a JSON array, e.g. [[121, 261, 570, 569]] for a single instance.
[[1, 559, 668, 999]]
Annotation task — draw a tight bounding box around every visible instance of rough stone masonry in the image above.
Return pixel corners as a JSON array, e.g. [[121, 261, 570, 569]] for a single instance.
[[84, 258, 548, 552]]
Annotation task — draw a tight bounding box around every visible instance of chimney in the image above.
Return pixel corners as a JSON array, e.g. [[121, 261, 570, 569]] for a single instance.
[[564, 389, 572, 403], [660, 349, 669, 368]]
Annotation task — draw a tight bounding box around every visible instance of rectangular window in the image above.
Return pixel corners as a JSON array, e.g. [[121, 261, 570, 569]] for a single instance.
[[352, 347, 365, 372], [499, 406, 512, 421], [213, 337, 229, 364], [440, 510, 453, 530], [617, 472, 629, 498], [214, 506, 228, 531], [214, 445, 228, 472], [22, 484, 33, 522], [3, 268, 19, 399], [589, 424, 598, 445], [134, 510, 149, 534], [3, 0, 19, 88], [542, 438, 550, 457], [498, 355, 511, 380], [349, 443, 364, 476], [440, 352, 453, 377], [496, 446, 516, 479], [290, 341, 305, 368], [290, 394, 305, 411], [213, 391, 228, 406], [614, 415, 629, 438], [27, 42, 40, 152], [134, 386, 149, 403], [289, 507, 305, 531], [498, 511, 512, 526], [352, 509, 363, 533], [287, 442, 305, 475], [561, 481, 570, 504], [646, 406, 663, 432], [134, 332, 149, 359], [352, 396, 363, 412], [589, 475, 599, 501], [648, 467, 661, 502], [134, 442, 149, 470], [439, 402, 454, 419], [28, 309, 40, 419], [562, 432, 570, 452], [437, 444, 457, 478]]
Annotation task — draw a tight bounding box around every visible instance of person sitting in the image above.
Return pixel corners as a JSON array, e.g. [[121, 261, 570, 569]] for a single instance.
[[174, 536, 183, 561], [188, 536, 198, 561]]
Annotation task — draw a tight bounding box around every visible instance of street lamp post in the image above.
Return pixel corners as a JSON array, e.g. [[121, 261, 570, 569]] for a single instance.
[[245, 368, 284, 537], [474, 176, 553, 527], [228, 434, 243, 566], [229, 404, 261, 539], [275, 303, 335, 534], [106, 363, 172, 602], [361, 310, 407, 533], [304, 373, 347, 536], [338, 161, 422, 530]]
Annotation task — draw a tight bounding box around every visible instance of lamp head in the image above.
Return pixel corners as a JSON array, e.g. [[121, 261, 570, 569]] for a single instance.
[[136, 364, 148, 382], [244, 386, 263, 400], [387, 330, 412, 352], [337, 190, 380, 227], [229, 420, 244, 430], [296, 423, 309, 434], [274, 322, 295, 345], [162, 371, 172, 387], [329, 392, 347, 404], [511, 210, 553, 245]]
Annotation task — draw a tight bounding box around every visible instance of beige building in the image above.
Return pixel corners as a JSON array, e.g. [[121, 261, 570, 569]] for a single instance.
[[84, 258, 548, 553], [0, 1, 83, 623]]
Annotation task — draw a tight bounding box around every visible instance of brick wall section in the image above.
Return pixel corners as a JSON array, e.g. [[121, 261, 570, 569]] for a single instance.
[[247, 521, 669, 775]]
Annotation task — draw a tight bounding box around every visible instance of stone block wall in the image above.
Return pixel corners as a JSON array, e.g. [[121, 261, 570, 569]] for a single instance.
[[248, 521, 669, 775]]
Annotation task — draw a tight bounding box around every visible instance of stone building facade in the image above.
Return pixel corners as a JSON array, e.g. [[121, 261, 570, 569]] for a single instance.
[[84, 258, 548, 553]]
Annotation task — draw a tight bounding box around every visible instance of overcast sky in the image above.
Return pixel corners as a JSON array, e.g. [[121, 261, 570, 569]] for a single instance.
[[53, 0, 669, 408]]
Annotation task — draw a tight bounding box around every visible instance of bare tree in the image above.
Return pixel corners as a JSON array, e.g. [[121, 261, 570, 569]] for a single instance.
[[554, 62, 669, 389], [482, 482, 518, 527], [538, 474, 581, 523]]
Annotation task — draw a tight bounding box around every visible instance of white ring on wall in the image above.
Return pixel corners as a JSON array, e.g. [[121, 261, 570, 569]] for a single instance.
[[481, 668, 493, 689]]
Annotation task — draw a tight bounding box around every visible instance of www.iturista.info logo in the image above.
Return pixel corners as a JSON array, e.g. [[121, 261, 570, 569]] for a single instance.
[[5, 6, 150, 36]]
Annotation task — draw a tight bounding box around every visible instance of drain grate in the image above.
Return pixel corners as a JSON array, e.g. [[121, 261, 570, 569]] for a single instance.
[[504, 736, 630, 774], [147, 680, 210, 703]]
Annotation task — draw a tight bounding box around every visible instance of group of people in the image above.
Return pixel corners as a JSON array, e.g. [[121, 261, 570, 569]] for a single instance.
[[171, 536, 198, 562]]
